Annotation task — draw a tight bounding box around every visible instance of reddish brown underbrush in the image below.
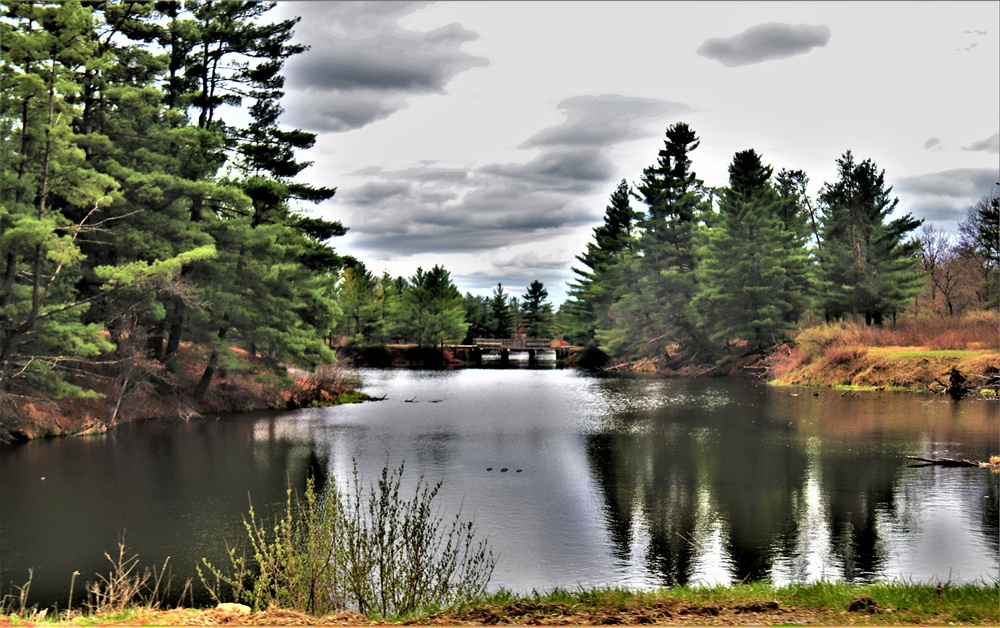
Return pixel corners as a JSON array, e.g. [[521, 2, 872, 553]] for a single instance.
[[2, 346, 355, 442], [831, 310, 1000, 350], [769, 312, 1000, 391]]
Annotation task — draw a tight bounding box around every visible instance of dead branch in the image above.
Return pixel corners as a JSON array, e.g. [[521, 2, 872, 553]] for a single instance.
[[906, 456, 985, 468]]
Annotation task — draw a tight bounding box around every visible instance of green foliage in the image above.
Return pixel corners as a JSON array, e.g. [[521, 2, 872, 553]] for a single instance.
[[0, 0, 346, 414], [334, 260, 384, 347], [461, 293, 494, 344], [488, 283, 514, 339], [199, 464, 495, 619], [561, 179, 638, 346], [519, 280, 553, 338], [597, 123, 713, 363], [0, 0, 120, 400], [565, 128, 944, 366], [817, 151, 924, 325], [694, 149, 813, 351], [394, 266, 469, 347]]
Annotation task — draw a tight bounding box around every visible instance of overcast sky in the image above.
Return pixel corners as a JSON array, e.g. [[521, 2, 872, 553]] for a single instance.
[[271, 1, 999, 305]]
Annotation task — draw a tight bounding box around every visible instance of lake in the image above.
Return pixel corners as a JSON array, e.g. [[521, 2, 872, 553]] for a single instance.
[[1, 367, 997, 608]]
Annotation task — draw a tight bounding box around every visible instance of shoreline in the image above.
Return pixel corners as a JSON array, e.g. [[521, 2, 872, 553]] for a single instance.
[[5, 328, 998, 445], [3, 581, 997, 626]]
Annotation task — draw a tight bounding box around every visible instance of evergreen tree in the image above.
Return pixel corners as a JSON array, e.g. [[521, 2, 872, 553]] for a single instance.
[[397, 266, 468, 347], [775, 168, 820, 248], [462, 293, 494, 344], [147, 0, 344, 399], [599, 123, 711, 363], [0, 1, 347, 410], [489, 283, 514, 339], [562, 179, 639, 346], [817, 151, 923, 325], [694, 149, 812, 351], [0, 1, 118, 400], [520, 280, 553, 338], [335, 260, 382, 346]]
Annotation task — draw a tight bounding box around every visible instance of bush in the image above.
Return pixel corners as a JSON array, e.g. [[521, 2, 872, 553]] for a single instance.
[[199, 463, 495, 619], [793, 323, 849, 364]]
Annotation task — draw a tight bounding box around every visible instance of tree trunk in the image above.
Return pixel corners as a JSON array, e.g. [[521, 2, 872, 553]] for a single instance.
[[194, 323, 229, 401], [193, 349, 217, 402]]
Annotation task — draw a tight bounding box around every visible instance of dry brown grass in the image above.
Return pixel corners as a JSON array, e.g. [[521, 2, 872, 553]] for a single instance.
[[842, 311, 1000, 351], [769, 312, 1000, 390]]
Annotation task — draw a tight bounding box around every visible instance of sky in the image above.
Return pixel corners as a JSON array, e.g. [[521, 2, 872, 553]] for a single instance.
[[270, 1, 1000, 306]]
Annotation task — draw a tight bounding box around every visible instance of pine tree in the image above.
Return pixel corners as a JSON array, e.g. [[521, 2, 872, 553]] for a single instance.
[[599, 123, 711, 363], [397, 266, 469, 347], [694, 149, 812, 351], [0, 1, 118, 400], [462, 293, 494, 344], [562, 179, 639, 346], [520, 280, 553, 338], [335, 260, 382, 346], [489, 283, 514, 339], [817, 151, 923, 325]]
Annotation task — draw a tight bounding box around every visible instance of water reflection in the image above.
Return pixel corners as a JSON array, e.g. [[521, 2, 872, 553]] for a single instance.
[[583, 377, 998, 586], [1, 370, 997, 609]]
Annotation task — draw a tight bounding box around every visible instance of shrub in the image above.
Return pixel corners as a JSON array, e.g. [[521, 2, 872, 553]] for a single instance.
[[85, 540, 188, 614], [199, 463, 495, 619], [788, 323, 849, 366]]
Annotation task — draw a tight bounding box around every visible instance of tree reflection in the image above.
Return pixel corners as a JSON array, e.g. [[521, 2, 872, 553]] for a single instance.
[[587, 427, 699, 585], [707, 411, 808, 582], [582, 379, 958, 585], [820, 448, 897, 580]]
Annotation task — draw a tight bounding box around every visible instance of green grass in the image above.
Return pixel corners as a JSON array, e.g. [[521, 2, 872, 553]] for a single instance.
[[428, 581, 1000, 625], [7, 581, 999, 625], [306, 390, 372, 407], [335, 391, 371, 404]]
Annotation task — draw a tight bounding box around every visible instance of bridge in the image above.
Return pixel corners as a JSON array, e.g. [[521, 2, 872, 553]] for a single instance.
[[447, 337, 571, 365]]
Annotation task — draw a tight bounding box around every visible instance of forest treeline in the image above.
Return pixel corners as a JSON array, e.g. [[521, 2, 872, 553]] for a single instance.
[[0, 1, 556, 424], [1, 2, 997, 427], [1, 1, 347, 419], [558, 123, 999, 369]]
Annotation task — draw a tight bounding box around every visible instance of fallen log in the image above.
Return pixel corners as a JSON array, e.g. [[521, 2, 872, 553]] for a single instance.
[[906, 456, 994, 468]]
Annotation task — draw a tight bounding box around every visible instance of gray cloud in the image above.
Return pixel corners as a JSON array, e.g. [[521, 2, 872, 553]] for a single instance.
[[521, 95, 693, 148], [697, 23, 830, 67], [923, 137, 941, 150], [348, 181, 413, 207], [957, 29, 988, 51], [279, 2, 489, 132], [894, 167, 1000, 225], [962, 133, 1000, 154], [285, 89, 410, 133], [330, 94, 692, 268], [481, 150, 615, 193]]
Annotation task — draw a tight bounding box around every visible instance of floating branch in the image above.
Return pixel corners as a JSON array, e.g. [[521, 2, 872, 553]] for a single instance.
[[906, 456, 999, 468]]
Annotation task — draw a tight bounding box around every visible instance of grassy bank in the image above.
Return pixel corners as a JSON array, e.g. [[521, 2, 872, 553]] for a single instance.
[[4, 582, 997, 625], [769, 313, 1000, 393]]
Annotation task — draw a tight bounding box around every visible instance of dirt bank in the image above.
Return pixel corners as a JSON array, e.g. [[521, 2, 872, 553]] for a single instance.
[[766, 317, 1000, 394], [0, 345, 362, 444]]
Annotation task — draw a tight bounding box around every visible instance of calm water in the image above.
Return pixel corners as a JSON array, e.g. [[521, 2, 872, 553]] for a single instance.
[[2, 367, 998, 608]]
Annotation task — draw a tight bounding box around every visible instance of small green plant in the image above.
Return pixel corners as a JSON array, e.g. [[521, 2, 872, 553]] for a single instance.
[[199, 462, 495, 619]]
